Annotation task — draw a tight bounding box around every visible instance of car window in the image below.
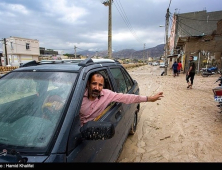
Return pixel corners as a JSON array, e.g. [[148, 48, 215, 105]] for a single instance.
[[85, 69, 114, 121], [98, 70, 112, 90], [123, 70, 134, 91], [110, 67, 134, 93]]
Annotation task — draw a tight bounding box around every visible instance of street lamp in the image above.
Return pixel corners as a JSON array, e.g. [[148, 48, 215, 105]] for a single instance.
[[102, 0, 113, 59]]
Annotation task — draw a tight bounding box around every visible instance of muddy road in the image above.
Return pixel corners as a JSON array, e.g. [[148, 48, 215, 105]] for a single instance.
[[117, 64, 222, 162]]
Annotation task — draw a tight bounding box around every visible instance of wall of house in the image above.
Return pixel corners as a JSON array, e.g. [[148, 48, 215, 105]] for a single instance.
[[176, 10, 222, 41], [172, 16, 222, 73], [169, 14, 177, 55], [2, 37, 40, 66], [183, 37, 222, 73], [215, 20, 222, 71], [7, 37, 39, 55]]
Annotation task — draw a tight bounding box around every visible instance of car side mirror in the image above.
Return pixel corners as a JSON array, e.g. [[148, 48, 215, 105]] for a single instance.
[[80, 121, 115, 140]]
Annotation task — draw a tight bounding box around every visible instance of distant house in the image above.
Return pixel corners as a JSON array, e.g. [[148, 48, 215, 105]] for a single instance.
[[1, 36, 40, 66], [39, 47, 60, 60], [40, 47, 58, 55]]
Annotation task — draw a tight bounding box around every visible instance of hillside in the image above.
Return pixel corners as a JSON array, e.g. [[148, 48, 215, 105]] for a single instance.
[[78, 44, 165, 60]]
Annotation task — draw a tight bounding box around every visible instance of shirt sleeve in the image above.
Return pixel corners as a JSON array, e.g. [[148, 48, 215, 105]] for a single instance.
[[104, 89, 147, 104]]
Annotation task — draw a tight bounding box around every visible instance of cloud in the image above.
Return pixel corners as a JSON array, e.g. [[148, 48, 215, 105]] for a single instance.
[[42, 0, 88, 24], [0, 0, 222, 53], [0, 2, 29, 15]]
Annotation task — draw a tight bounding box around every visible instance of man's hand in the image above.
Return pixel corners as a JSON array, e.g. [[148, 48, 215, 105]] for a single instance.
[[147, 92, 164, 102]]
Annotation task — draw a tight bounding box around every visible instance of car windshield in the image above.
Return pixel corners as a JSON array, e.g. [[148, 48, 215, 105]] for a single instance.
[[0, 71, 77, 152]]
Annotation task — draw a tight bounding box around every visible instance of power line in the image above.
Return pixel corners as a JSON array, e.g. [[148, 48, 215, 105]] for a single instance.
[[113, 0, 143, 44], [178, 18, 205, 35], [169, 15, 192, 36]]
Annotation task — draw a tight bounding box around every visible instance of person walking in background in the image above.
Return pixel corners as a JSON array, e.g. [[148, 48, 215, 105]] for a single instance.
[[172, 61, 178, 77], [186, 56, 196, 89], [177, 61, 182, 75]]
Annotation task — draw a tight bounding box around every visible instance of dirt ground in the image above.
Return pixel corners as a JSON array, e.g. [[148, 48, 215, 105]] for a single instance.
[[117, 64, 222, 162]]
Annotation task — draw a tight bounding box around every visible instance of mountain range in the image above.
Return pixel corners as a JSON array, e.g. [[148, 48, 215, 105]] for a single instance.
[[78, 44, 165, 60]]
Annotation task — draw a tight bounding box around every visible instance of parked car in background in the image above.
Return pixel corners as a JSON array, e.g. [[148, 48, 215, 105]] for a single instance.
[[152, 62, 158, 66], [159, 62, 166, 68], [0, 58, 140, 163]]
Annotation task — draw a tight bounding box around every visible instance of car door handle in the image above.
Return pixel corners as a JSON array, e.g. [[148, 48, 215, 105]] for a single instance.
[[115, 110, 122, 121]]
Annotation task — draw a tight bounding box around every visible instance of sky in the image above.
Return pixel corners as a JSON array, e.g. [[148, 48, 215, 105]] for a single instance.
[[0, 0, 222, 54]]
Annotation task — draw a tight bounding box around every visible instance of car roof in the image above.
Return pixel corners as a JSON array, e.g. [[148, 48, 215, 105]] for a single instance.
[[13, 58, 120, 73]]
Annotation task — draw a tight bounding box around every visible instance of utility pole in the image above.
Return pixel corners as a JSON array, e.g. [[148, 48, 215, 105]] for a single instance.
[[96, 51, 98, 58], [102, 0, 113, 59], [164, 7, 170, 75], [143, 43, 146, 64], [74, 45, 77, 58], [3, 38, 8, 65]]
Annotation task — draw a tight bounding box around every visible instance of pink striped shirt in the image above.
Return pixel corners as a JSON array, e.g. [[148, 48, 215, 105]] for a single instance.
[[80, 89, 147, 126]]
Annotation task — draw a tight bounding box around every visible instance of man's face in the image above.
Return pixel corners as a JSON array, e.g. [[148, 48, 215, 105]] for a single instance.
[[88, 74, 104, 99], [189, 57, 193, 61]]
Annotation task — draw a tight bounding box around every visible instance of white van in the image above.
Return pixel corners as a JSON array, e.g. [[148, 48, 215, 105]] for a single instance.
[[152, 62, 158, 66], [159, 63, 165, 68]]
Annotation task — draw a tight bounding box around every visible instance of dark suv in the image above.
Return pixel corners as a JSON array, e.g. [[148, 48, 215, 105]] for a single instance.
[[0, 58, 140, 162]]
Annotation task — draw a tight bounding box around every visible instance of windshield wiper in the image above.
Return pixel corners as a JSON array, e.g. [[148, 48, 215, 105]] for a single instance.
[[10, 149, 28, 163]]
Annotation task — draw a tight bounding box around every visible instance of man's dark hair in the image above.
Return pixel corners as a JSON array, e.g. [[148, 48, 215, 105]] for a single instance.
[[88, 71, 105, 84]]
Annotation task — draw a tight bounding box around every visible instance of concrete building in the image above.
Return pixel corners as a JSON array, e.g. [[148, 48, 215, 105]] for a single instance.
[[2, 36, 40, 66], [168, 10, 222, 73]]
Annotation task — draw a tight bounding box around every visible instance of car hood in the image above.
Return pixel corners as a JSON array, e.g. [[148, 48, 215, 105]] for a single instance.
[[0, 155, 48, 163]]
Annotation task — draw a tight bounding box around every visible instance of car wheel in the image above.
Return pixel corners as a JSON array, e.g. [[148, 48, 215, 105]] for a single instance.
[[129, 109, 138, 135]]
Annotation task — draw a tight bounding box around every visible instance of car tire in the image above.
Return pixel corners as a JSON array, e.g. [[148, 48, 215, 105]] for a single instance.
[[129, 109, 138, 135]]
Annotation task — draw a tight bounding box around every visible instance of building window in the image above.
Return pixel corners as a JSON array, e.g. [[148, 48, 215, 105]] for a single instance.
[[26, 43, 30, 50], [10, 42, 13, 50]]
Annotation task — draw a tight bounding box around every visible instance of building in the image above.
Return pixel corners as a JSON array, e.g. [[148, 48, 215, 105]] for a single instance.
[[168, 10, 222, 72], [40, 47, 58, 56], [2, 36, 40, 66], [39, 47, 60, 60]]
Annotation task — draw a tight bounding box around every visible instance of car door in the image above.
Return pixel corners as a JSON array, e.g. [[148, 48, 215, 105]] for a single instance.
[[67, 68, 128, 162], [109, 66, 138, 145]]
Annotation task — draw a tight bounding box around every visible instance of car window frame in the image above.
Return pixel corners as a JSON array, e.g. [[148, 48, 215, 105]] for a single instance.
[[109, 66, 134, 94]]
